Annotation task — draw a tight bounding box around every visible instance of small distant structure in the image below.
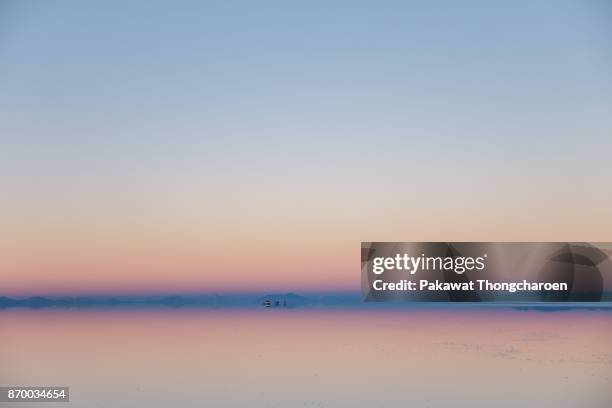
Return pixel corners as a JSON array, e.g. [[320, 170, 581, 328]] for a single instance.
[[261, 295, 287, 308], [260, 293, 307, 309]]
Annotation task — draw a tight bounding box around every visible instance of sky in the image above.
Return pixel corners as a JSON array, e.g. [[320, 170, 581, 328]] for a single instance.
[[1, 0, 611, 296]]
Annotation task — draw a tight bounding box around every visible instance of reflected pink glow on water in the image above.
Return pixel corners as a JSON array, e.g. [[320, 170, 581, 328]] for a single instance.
[[1, 309, 611, 407]]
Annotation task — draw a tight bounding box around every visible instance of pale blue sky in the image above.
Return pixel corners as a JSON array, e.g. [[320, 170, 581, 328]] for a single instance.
[[2, 1, 610, 154], [2, 0, 611, 220]]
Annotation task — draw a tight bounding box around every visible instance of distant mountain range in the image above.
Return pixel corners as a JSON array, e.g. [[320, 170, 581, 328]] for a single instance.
[[1, 294, 611, 311], [0, 293, 324, 309], [0, 296, 127, 309]]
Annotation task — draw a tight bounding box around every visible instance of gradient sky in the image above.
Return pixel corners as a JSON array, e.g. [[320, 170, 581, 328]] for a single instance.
[[1, 0, 611, 295]]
